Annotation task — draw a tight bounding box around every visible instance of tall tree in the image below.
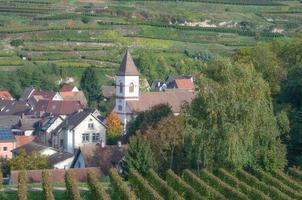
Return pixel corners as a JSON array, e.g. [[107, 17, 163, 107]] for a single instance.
[[185, 59, 286, 171], [80, 67, 100, 107], [106, 112, 122, 144], [123, 133, 157, 177], [146, 115, 187, 173]]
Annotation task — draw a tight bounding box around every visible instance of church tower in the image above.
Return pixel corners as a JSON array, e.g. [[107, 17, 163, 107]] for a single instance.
[[114, 50, 140, 129]]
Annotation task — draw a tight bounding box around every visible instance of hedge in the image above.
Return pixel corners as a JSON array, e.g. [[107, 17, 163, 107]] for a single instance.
[[199, 169, 248, 200], [271, 170, 302, 192], [146, 169, 184, 200], [182, 169, 226, 200], [0, 169, 2, 190], [166, 169, 204, 200], [236, 170, 290, 200], [253, 168, 302, 199], [64, 170, 82, 200], [216, 168, 269, 200], [17, 170, 27, 200], [129, 169, 164, 200], [42, 171, 54, 200], [109, 169, 136, 200], [87, 171, 110, 200]]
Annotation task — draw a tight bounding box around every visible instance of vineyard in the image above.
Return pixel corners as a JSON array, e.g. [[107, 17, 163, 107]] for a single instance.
[[3, 167, 302, 200], [1, 0, 302, 89]]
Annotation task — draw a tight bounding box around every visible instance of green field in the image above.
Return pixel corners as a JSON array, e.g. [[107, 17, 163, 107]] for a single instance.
[[0, 0, 302, 86]]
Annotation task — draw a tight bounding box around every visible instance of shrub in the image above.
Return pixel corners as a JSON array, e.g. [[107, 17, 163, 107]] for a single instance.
[[81, 16, 90, 24], [17, 171, 27, 200], [182, 169, 225, 200], [109, 169, 136, 200], [64, 170, 82, 200], [236, 170, 290, 200], [166, 169, 203, 200], [146, 169, 183, 200], [253, 168, 302, 199], [10, 39, 24, 47], [129, 169, 163, 200], [199, 169, 248, 200], [216, 168, 269, 200], [0, 169, 3, 189], [271, 170, 302, 192], [42, 171, 54, 200], [87, 171, 110, 200]]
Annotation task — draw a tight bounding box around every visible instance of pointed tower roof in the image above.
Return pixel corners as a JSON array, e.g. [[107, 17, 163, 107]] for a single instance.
[[117, 50, 140, 76]]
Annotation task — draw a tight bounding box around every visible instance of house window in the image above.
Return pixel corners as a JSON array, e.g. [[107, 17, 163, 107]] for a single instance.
[[82, 133, 89, 142], [119, 82, 123, 93], [88, 123, 94, 129], [129, 82, 134, 93], [118, 105, 122, 111], [92, 133, 100, 142], [3, 147, 7, 151]]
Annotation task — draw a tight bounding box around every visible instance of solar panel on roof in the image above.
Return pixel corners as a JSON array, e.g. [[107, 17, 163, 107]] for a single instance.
[[0, 128, 14, 140]]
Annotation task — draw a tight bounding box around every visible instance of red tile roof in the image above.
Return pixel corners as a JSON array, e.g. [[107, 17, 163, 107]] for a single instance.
[[33, 100, 82, 115], [60, 84, 77, 92], [174, 79, 195, 90], [60, 91, 87, 107], [15, 135, 35, 147], [127, 91, 195, 113], [0, 91, 14, 101]]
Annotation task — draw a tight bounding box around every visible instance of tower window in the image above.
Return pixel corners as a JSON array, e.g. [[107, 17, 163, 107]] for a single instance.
[[118, 105, 122, 111], [129, 82, 134, 93], [119, 82, 123, 93]]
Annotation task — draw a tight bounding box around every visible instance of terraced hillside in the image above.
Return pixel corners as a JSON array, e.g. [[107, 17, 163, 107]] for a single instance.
[[1, 0, 302, 89], [3, 167, 302, 199]]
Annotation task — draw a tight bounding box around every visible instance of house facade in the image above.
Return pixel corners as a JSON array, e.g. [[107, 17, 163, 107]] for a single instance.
[[0, 128, 16, 159]]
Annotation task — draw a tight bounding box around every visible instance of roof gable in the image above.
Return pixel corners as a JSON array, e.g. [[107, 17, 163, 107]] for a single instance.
[[117, 50, 140, 76]]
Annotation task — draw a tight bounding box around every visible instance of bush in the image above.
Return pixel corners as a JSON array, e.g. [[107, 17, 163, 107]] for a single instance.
[[17, 171, 27, 200], [182, 169, 225, 200], [216, 168, 269, 200], [42, 171, 54, 200], [253, 168, 302, 199], [129, 169, 163, 200], [10, 39, 24, 47], [271, 170, 302, 192], [166, 169, 203, 200], [87, 171, 110, 200], [109, 169, 136, 200], [81, 16, 90, 24], [199, 170, 248, 200], [236, 170, 290, 200], [146, 169, 183, 200], [64, 170, 82, 200], [0, 169, 3, 190]]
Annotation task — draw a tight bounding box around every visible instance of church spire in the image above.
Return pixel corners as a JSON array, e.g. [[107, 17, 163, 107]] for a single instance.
[[117, 50, 140, 76]]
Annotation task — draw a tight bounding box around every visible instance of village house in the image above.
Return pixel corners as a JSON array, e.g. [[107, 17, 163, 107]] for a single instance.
[[38, 115, 65, 146], [0, 91, 14, 101], [59, 84, 87, 107], [0, 101, 30, 116], [114, 50, 195, 125], [51, 108, 107, 153], [0, 128, 16, 159]]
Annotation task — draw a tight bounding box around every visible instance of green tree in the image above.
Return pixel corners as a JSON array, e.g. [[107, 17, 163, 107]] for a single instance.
[[123, 133, 157, 177], [185, 59, 286, 171], [146, 115, 187, 173], [80, 67, 100, 107], [8, 150, 49, 170]]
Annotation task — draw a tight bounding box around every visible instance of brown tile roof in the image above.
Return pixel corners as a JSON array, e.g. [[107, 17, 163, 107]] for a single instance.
[[77, 144, 127, 175], [127, 91, 195, 113], [60, 84, 76, 92], [117, 50, 140, 76], [15, 135, 35, 147], [174, 79, 195, 90], [60, 91, 87, 107], [33, 100, 82, 115], [0, 91, 14, 101], [0, 101, 30, 116], [32, 91, 56, 100]]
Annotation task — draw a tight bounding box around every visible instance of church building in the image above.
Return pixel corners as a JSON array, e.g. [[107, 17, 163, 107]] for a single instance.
[[114, 51, 195, 128]]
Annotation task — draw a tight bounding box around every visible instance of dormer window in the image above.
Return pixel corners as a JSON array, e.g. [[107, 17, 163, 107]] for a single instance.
[[119, 82, 123, 93], [129, 82, 134, 93], [88, 123, 94, 129]]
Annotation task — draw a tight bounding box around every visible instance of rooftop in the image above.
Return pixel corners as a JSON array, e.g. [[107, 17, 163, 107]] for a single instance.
[[117, 50, 140, 76], [0, 128, 15, 142]]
